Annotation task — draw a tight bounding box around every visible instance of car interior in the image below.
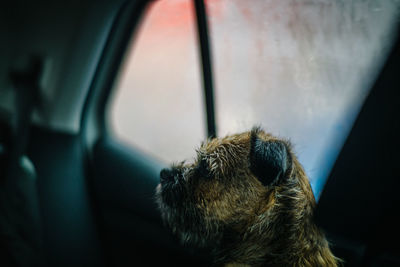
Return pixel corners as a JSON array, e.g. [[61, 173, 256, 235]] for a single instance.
[[1, 0, 399, 266]]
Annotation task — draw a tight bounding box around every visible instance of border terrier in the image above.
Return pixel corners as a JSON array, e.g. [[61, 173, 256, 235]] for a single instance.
[[156, 127, 338, 266]]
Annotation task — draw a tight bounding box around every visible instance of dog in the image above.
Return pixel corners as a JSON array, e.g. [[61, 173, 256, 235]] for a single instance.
[[156, 127, 338, 266]]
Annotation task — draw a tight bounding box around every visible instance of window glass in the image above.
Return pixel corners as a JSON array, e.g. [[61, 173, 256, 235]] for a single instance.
[[109, 0, 206, 163], [206, 0, 399, 197]]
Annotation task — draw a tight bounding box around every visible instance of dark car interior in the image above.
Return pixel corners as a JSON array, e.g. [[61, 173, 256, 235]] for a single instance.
[[1, 0, 399, 266]]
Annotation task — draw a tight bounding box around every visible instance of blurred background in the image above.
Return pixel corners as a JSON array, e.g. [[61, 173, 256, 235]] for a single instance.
[[108, 0, 399, 198]]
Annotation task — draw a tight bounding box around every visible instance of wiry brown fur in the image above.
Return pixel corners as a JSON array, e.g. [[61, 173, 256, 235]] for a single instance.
[[156, 128, 339, 266]]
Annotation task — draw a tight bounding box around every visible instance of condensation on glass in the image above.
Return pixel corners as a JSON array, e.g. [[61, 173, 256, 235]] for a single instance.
[[206, 0, 399, 197], [108, 0, 206, 163]]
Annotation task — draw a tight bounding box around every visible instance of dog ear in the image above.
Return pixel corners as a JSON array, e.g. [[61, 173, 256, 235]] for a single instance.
[[249, 129, 290, 186]]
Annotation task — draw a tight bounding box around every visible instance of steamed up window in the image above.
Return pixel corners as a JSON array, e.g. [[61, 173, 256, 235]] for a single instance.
[[206, 0, 398, 197], [109, 0, 399, 197], [108, 0, 206, 163]]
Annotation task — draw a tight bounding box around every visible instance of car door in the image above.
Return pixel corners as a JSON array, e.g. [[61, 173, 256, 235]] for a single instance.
[[80, 0, 400, 266]]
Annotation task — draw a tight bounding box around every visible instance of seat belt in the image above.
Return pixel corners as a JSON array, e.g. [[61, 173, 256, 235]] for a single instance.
[[0, 57, 45, 267], [6, 58, 42, 183]]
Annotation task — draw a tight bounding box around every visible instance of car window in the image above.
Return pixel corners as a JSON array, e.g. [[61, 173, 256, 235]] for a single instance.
[[206, 0, 399, 197], [108, 0, 206, 163], [108, 0, 399, 198]]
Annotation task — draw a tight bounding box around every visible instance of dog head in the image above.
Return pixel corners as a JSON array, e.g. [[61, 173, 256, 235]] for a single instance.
[[156, 127, 316, 248]]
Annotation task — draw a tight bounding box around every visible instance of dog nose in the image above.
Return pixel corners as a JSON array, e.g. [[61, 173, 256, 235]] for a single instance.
[[160, 168, 175, 183]]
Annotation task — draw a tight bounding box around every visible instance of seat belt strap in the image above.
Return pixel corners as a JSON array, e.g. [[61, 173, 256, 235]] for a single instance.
[[6, 58, 43, 184]]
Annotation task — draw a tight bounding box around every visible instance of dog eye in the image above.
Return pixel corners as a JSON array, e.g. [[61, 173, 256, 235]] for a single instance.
[[196, 159, 212, 179]]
